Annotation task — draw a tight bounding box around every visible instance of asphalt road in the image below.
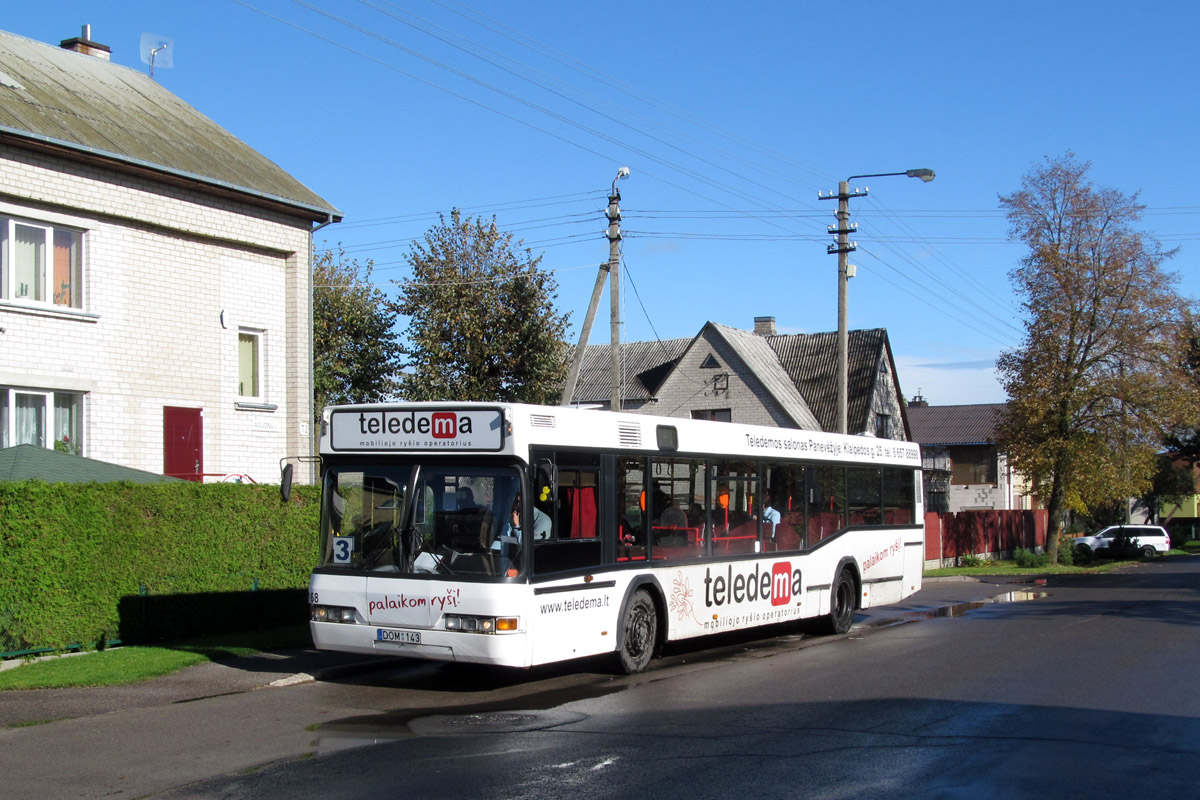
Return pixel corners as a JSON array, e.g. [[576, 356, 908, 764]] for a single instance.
[[4, 560, 1198, 799]]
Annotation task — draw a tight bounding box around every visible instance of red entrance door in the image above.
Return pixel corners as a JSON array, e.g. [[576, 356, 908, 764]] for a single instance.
[[163, 406, 203, 481]]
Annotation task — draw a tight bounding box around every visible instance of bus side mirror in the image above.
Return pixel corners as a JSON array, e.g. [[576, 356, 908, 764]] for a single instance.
[[280, 463, 294, 503]]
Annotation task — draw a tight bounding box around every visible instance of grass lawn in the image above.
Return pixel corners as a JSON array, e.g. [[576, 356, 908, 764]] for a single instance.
[[0, 624, 311, 691], [924, 560, 1124, 578], [926, 541, 1198, 579]]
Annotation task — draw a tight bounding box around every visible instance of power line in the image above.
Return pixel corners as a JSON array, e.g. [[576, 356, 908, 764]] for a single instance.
[[240, 2, 1087, 353], [334, 191, 606, 229]]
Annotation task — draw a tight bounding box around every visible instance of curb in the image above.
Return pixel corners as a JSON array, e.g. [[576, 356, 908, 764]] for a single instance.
[[269, 655, 408, 687]]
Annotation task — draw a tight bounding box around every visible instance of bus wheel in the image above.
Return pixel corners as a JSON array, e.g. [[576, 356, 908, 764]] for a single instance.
[[820, 570, 855, 635], [614, 589, 657, 674]]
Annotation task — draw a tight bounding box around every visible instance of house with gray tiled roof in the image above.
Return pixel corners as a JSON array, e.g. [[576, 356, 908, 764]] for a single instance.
[[906, 400, 1035, 512], [567, 316, 910, 441], [0, 26, 340, 483]]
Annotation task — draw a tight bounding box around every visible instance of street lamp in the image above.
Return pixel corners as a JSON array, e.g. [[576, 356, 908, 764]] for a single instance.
[[819, 168, 935, 434]]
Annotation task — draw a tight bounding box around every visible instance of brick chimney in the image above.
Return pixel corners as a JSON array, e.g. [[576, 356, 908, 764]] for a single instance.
[[60, 25, 111, 60], [753, 316, 776, 336]]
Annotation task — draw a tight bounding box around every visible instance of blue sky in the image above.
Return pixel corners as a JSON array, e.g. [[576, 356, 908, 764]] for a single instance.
[[10, 2, 1200, 405]]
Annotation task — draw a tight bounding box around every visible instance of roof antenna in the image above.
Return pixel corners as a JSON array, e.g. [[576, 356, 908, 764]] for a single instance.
[[139, 33, 174, 80]]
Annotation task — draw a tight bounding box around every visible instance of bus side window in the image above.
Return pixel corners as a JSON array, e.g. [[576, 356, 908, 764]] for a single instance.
[[531, 455, 603, 575], [648, 456, 704, 560], [767, 464, 806, 552], [618, 457, 646, 559], [557, 469, 599, 539], [807, 465, 846, 543]]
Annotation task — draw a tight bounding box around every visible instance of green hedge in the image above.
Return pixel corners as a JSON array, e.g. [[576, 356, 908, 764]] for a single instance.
[[0, 481, 321, 655]]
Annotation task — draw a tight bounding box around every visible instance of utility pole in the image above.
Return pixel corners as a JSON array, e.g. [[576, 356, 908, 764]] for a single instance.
[[819, 168, 934, 435], [822, 181, 865, 435], [559, 167, 629, 408], [559, 263, 609, 406], [607, 170, 626, 411]]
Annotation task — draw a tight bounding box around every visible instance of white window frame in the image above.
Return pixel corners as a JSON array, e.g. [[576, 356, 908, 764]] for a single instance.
[[237, 328, 264, 403], [0, 387, 84, 452], [10, 389, 50, 447], [0, 216, 85, 309]]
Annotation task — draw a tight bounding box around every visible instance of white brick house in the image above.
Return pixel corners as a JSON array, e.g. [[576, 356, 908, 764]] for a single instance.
[[0, 28, 340, 483]]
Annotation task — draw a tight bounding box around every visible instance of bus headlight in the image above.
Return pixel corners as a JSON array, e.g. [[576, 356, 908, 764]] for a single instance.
[[443, 615, 519, 634], [312, 605, 357, 623]]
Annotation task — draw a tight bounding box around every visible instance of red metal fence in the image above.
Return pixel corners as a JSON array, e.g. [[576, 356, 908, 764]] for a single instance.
[[924, 509, 1048, 565]]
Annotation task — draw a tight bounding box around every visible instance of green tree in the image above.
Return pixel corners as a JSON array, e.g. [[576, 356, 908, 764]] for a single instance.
[[1145, 318, 1200, 522], [390, 210, 570, 403], [1142, 452, 1196, 525], [313, 248, 401, 418], [994, 155, 1197, 560]]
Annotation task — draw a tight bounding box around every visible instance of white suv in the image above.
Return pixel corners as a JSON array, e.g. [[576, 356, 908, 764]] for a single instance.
[[1073, 525, 1171, 559]]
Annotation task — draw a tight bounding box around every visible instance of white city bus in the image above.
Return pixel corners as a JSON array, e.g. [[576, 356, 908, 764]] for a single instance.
[[308, 402, 924, 673]]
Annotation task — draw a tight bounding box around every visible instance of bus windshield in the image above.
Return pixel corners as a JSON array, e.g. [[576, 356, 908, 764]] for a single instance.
[[319, 462, 524, 579]]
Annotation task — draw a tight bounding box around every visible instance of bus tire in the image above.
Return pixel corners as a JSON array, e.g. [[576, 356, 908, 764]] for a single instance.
[[819, 569, 856, 635], [614, 589, 657, 674]]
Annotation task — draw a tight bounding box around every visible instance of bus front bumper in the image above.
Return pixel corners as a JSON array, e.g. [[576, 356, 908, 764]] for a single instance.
[[310, 621, 531, 667]]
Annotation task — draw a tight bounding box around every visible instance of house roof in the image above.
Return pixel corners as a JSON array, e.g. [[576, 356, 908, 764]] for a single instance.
[[765, 328, 892, 434], [0, 444, 184, 483], [572, 337, 691, 404], [0, 29, 340, 220], [906, 403, 1007, 446], [570, 323, 894, 434]]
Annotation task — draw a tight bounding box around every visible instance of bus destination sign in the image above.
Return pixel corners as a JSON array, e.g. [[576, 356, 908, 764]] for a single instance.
[[329, 408, 504, 452]]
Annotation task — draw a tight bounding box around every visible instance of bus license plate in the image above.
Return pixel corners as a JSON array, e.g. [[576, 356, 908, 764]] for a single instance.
[[376, 628, 420, 645]]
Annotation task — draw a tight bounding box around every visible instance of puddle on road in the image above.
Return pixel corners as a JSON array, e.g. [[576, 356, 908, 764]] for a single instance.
[[313, 681, 615, 754], [864, 589, 1049, 628]]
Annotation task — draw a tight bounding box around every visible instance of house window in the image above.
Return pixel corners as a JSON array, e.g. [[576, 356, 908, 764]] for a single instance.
[[950, 445, 998, 485], [0, 387, 84, 452], [238, 330, 262, 400], [875, 413, 891, 439], [692, 409, 731, 423], [0, 217, 84, 309]]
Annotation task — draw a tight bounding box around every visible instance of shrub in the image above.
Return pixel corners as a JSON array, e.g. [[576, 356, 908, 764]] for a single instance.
[[1013, 548, 1050, 568], [0, 481, 320, 655], [959, 554, 985, 568], [1057, 542, 1074, 566]]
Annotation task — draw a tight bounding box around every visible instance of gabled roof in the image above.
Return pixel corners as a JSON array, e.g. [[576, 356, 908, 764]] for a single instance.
[[0, 444, 183, 483], [765, 328, 892, 434], [570, 323, 893, 434], [906, 403, 1007, 446], [706, 323, 821, 429], [0, 29, 340, 220], [572, 337, 691, 404]]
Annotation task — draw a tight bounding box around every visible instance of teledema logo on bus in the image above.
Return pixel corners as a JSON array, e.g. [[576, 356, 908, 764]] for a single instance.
[[328, 408, 504, 451]]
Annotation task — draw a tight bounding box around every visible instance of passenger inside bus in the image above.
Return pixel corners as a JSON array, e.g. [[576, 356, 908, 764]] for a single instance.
[[657, 497, 688, 528], [455, 486, 480, 511], [506, 498, 551, 541]]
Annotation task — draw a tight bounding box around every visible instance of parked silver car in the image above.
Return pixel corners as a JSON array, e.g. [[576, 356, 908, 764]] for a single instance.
[[1073, 524, 1171, 558]]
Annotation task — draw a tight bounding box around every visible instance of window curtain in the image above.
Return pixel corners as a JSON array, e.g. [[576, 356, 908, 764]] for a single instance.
[[53, 229, 81, 308], [14, 224, 45, 302], [15, 393, 45, 447]]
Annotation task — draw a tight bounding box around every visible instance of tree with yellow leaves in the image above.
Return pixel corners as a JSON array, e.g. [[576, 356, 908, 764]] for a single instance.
[[995, 155, 1197, 561]]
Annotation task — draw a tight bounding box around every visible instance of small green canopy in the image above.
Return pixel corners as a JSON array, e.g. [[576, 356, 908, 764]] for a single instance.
[[0, 444, 183, 484]]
